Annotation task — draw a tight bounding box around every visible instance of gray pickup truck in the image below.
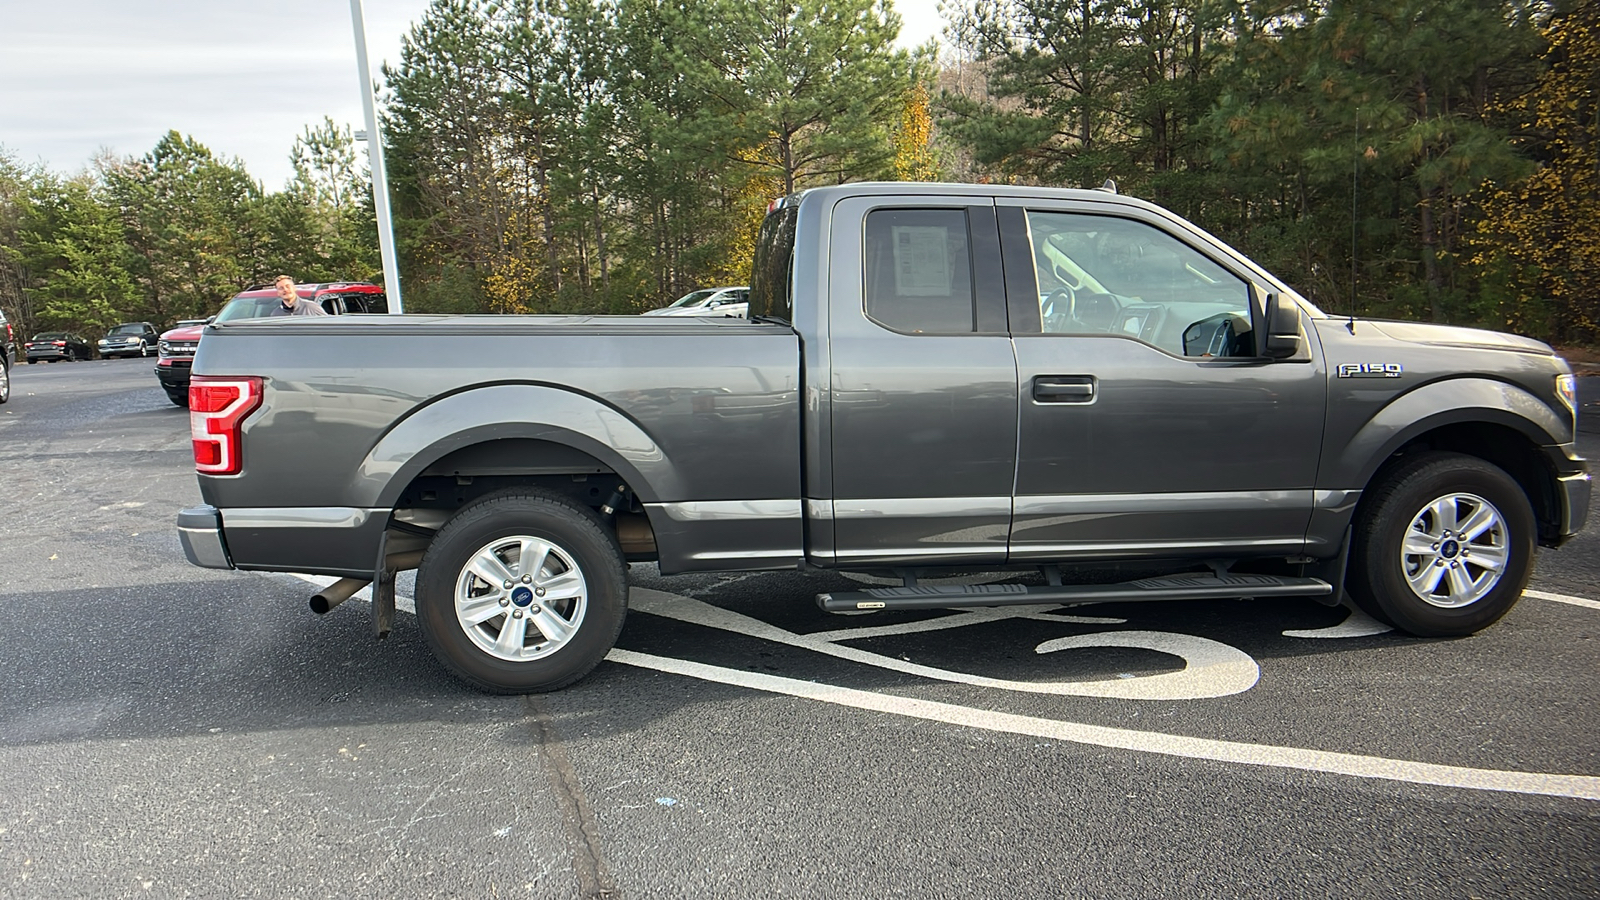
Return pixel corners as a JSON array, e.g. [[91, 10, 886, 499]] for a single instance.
[[176, 182, 1590, 693]]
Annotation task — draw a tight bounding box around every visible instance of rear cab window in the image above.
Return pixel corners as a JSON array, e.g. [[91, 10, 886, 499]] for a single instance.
[[748, 205, 798, 322], [862, 208, 976, 334]]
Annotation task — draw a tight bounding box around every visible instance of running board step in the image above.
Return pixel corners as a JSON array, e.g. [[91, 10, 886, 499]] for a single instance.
[[816, 574, 1332, 614]]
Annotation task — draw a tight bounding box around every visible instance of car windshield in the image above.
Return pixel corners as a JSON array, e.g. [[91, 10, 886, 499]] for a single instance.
[[215, 296, 291, 322], [665, 290, 717, 309], [110, 325, 144, 335]]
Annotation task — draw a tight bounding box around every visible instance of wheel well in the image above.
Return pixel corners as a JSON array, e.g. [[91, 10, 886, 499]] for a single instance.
[[1370, 422, 1560, 545], [388, 438, 657, 559]]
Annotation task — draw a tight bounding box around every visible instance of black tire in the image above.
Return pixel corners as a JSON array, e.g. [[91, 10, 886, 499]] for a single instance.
[[164, 388, 188, 407], [0, 361, 9, 404], [415, 488, 628, 693], [1347, 452, 1536, 637]]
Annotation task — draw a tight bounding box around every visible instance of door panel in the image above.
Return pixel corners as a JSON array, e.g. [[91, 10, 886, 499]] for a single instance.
[[1002, 202, 1326, 559], [825, 196, 1018, 565]]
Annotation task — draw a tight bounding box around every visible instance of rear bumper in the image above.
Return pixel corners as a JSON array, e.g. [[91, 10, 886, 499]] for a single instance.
[[175, 504, 388, 578], [177, 506, 233, 569]]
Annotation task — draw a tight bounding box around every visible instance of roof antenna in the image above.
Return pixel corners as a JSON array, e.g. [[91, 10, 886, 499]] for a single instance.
[[1348, 108, 1359, 333], [1095, 178, 1117, 194]]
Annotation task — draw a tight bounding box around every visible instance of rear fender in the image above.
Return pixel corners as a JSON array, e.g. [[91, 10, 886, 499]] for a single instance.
[[352, 384, 681, 509]]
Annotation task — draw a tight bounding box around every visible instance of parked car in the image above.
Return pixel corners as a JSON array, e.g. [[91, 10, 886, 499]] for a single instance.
[[156, 282, 386, 406], [642, 286, 749, 317], [173, 182, 1588, 695], [25, 332, 92, 362], [0, 306, 13, 404], [98, 322, 160, 359]]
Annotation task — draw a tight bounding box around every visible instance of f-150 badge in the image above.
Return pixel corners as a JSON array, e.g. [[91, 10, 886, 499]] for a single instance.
[[1337, 362, 1404, 378]]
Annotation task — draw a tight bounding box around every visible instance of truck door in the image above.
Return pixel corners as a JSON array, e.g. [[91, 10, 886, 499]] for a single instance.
[[998, 200, 1327, 561], [820, 195, 1018, 566]]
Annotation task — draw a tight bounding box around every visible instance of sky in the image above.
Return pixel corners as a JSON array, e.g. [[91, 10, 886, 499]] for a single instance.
[[0, 0, 952, 191]]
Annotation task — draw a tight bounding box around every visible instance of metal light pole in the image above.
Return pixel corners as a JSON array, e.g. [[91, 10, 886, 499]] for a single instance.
[[349, 0, 403, 313]]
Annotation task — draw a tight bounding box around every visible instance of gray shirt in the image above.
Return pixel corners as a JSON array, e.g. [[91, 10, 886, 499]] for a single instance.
[[267, 298, 330, 317]]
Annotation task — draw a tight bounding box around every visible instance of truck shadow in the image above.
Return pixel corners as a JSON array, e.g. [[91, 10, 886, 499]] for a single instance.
[[0, 568, 1561, 750]]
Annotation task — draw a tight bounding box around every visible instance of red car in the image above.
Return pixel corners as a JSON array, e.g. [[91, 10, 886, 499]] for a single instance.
[[156, 282, 387, 406]]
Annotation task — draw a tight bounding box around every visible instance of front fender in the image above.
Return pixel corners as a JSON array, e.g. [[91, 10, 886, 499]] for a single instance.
[[351, 383, 681, 508], [1332, 377, 1570, 491]]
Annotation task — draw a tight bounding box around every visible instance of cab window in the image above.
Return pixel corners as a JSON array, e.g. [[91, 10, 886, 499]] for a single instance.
[[863, 208, 976, 334], [1027, 211, 1253, 357]]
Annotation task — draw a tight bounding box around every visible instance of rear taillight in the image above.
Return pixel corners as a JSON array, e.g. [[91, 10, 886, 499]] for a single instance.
[[189, 376, 263, 475], [53, 341, 65, 347]]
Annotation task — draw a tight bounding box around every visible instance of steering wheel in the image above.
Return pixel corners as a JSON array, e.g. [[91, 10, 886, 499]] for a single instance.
[[1041, 288, 1076, 332], [1070, 291, 1121, 332]]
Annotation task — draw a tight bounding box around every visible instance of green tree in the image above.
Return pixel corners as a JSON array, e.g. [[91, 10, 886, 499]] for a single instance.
[[13, 173, 139, 332], [675, 0, 918, 194], [101, 131, 264, 323], [939, 0, 1225, 206], [0, 152, 42, 335], [266, 117, 380, 282]]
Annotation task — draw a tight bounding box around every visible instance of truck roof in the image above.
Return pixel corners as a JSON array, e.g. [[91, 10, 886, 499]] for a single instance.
[[782, 181, 1162, 212]]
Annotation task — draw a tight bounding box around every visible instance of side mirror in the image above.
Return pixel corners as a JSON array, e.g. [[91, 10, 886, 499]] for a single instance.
[[1262, 293, 1302, 359]]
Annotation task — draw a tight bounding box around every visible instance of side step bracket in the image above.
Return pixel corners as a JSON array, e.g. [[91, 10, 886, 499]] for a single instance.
[[816, 573, 1332, 614]]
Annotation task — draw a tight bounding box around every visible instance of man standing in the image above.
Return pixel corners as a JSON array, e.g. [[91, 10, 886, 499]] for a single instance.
[[269, 275, 330, 317]]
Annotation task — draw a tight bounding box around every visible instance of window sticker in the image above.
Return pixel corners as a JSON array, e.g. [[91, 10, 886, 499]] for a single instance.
[[891, 225, 950, 297]]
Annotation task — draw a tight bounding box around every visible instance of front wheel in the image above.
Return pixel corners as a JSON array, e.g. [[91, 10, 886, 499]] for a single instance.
[[416, 489, 627, 693], [1348, 452, 1536, 637]]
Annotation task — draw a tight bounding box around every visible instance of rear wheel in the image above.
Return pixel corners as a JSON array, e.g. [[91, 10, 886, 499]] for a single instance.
[[415, 489, 627, 693], [0, 361, 9, 404], [1348, 452, 1535, 637]]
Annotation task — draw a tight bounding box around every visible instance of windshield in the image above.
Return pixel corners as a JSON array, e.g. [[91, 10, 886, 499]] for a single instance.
[[665, 290, 717, 309], [110, 324, 144, 335], [216, 296, 290, 322]]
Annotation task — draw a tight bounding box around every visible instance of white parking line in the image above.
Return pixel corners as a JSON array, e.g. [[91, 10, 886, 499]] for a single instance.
[[605, 648, 1600, 802], [268, 574, 1598, 799], [632, 590, 1258, 700], [1524, 588, 1600, 610]]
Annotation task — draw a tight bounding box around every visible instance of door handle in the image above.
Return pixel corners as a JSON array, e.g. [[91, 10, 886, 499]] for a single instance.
[[1033, 375, 1096, 403]]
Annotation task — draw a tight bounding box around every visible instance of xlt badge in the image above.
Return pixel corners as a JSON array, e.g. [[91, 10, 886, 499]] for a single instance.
[[1337, 362, 1404, 379]]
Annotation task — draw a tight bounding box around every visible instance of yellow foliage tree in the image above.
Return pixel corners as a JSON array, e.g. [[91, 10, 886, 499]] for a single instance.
[[482, 207, 542, 314], [714, 144, 786, 288], [1469, 5, 1600, 341], [893, 84, 941, 183]]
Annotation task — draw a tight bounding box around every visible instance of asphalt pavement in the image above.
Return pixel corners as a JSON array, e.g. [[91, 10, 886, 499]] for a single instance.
[[1, 357, 1597, 899]]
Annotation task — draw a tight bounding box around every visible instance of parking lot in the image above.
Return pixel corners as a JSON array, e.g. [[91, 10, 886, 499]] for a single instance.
[[2, 357, 1598, 898]]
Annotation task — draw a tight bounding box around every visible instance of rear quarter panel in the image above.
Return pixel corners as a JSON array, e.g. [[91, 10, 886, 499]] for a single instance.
[[192, 316, 801, 513]]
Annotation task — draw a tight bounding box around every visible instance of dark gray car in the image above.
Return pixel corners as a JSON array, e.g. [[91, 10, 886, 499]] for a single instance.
[[173, 182, 1590, 694], [98, 322, 160, 359]]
